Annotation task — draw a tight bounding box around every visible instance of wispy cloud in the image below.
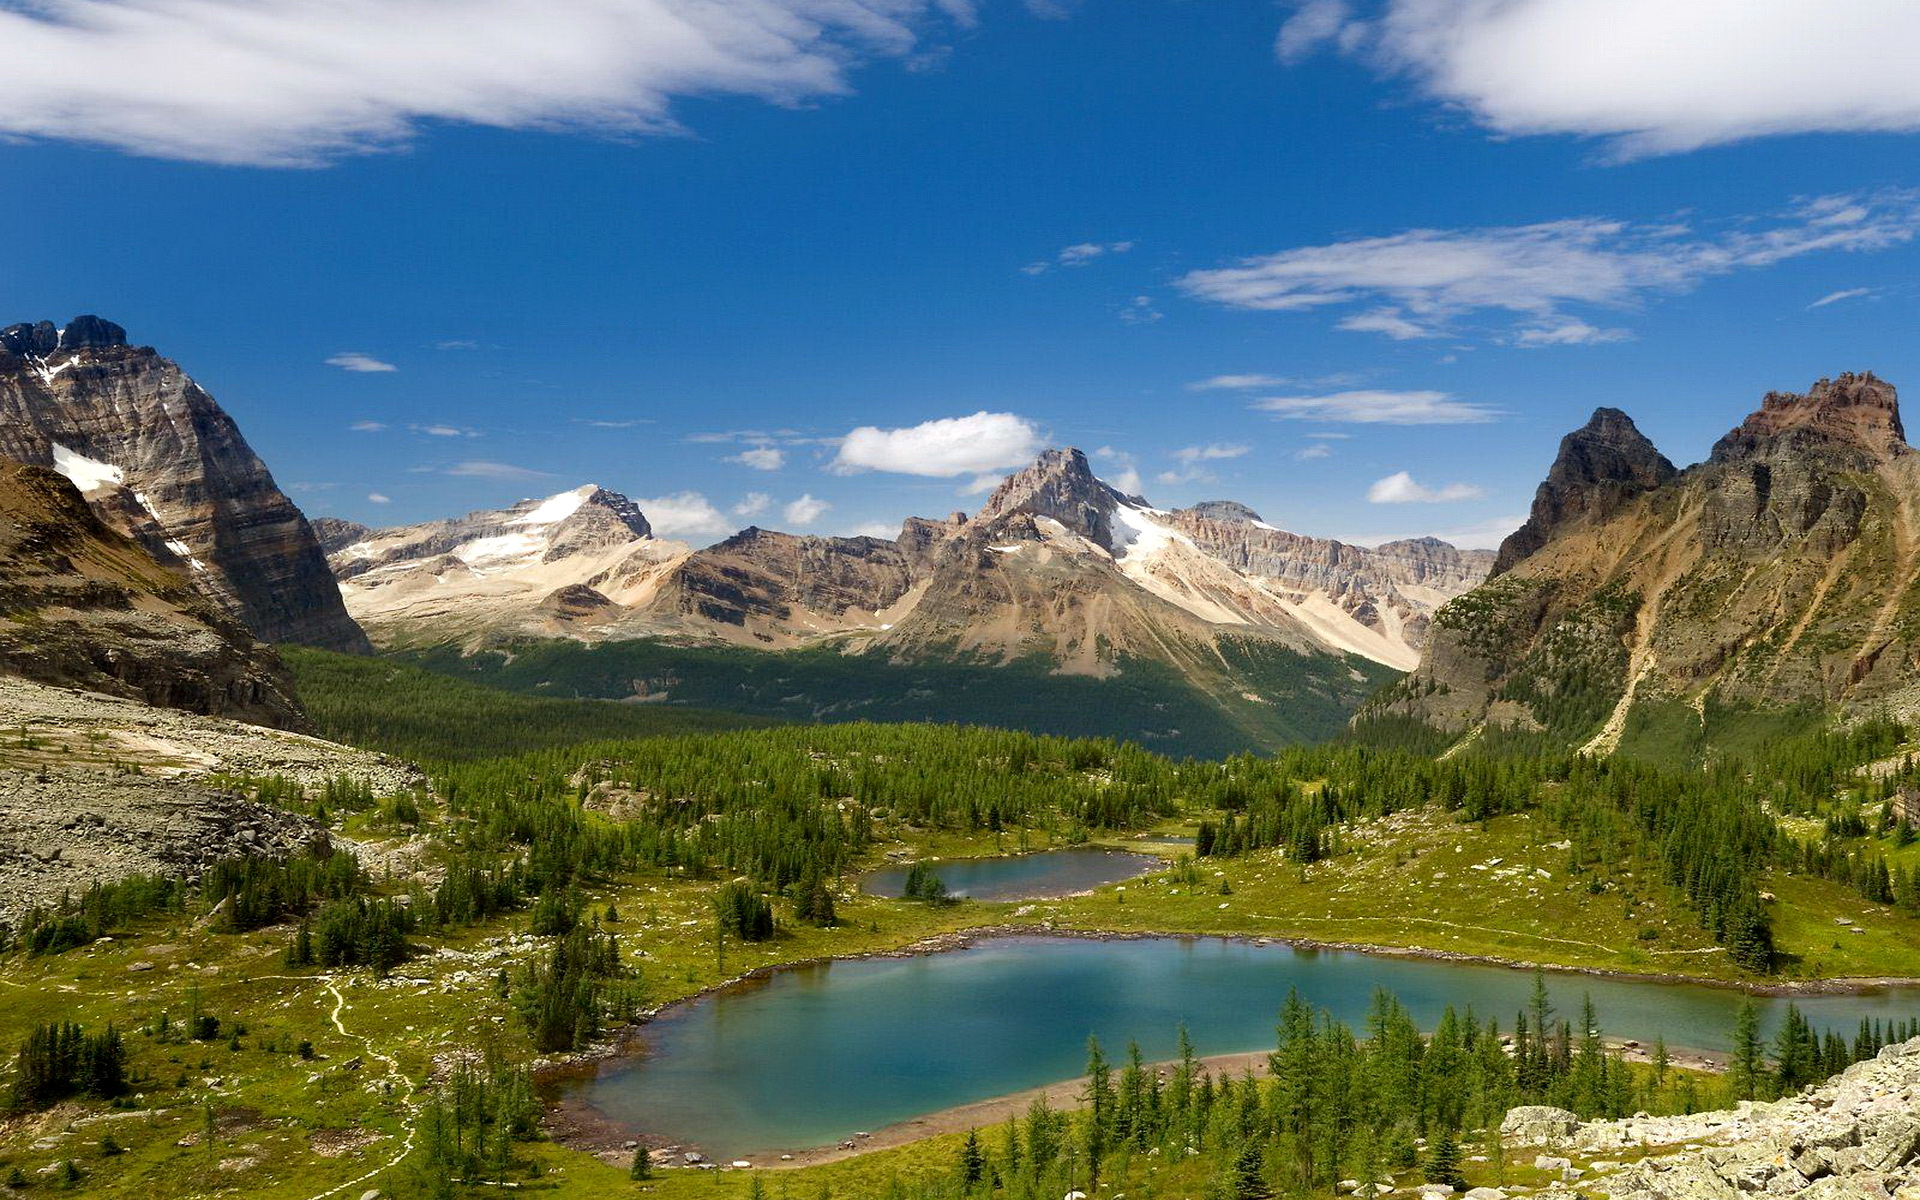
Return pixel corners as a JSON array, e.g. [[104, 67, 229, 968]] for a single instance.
[[411, 423, 480, 438], [1253, 389, 1499, 425], [349, 420, 387, 433], [1178, 192, 1920, 343], [733, 492, 772, 519], [0, 0, 971, 166], [442, 461, 551, 482], [1158, 442, 1250, 485], [845, 519, 900, 539], [1278, 0, 1920, 159], [1118, 295, 1163, 324], [1092, 446, 1143, 496], [1367, 470, 1485, 504], [831, 412, 1045, 478], [577, 417, 655, 429], [1808, 287, 1873, 309], [1022, 239, 1135, 275], [327, 352, 397, 373], [366, 492, 391, 504], [1295, 443, 1332, 461], [434, 339, 478, 351], [727, 446, 786, 471]]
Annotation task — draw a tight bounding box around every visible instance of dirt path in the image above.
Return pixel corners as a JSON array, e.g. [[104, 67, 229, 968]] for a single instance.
[[299, 980, 420, 1200]]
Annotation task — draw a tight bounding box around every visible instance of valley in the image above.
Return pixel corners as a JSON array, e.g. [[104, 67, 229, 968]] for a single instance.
[[7, 317, 1920, 1200]]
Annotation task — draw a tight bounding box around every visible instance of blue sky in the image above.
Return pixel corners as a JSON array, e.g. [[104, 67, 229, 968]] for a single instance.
[[7, 0, 1920, 547]]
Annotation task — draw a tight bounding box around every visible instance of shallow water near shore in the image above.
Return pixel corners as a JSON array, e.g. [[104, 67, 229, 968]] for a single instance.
[[563, 934, 1920, 1158], [859, 847, 1163, 901]]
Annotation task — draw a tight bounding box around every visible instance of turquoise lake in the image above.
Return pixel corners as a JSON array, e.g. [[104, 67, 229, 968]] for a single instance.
[[860, 847, 1164, 901], [562, 935, 1920, 1157]]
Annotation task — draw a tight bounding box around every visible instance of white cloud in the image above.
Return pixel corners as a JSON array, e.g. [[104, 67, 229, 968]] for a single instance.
[[0, 0, 968, 166], [349, 420, 387, 433], [636, 491, 734, 538], [1177, 192, 1920, 343], [1159, 442, 1251, 485], [832, 411, 1045, 477], [1254, 389, 1498, 425], [412, 423, 479, 438], [728, 446, 786, 471], [1286, 0, 1920, 159], [1274, 0, 1354, 64], [1023, 239, 1135, 274], [733, 491, 773, 518], [327, 352, 397, 373], [435, 339, 478, 351], [1172, 443, 1250, 465], [1119, 295, 1163, 324], [367, 492, 391, 504], [1091, 447, 1143, 496], [1809, 287, 1873, 309], [1188, 374, 1293, 391], [1295, 443, 1332, 461], [1367, 470, 1485, 504], [443, 461, 551, 482], [783, 493, 832, 525], [845, 519, 899, 539]]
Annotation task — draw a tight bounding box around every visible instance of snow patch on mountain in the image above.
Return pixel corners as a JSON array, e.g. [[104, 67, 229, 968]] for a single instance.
[[49, 442, 124, 493]]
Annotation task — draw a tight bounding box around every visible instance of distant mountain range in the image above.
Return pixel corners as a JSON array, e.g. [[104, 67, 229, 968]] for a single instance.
[[319, 447, 1491, 672], [1366, 371, 1920, 758]]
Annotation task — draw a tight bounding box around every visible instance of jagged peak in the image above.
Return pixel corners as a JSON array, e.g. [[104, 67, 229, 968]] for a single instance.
[[1710, 371, 1907, 463], [974, 447, 1131, 548], [1491, 404, 1677, 577], [0, 315, 128, 358]]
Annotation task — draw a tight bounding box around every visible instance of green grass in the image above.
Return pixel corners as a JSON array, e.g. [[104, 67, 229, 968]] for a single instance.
[[283, 647, 775, 761]]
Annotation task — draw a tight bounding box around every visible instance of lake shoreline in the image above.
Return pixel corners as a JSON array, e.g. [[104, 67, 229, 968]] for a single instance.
[[535, 922, 1920, 1167]]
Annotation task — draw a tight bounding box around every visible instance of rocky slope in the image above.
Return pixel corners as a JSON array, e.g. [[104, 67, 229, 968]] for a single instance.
[[1498, 1037, 1920, 1200], [327, 449, 1488, 674], [0, 674, 421, 924], [0, 460, 304, 728], [1369, 372, 1920, 752], [0, 316, 367, 652]]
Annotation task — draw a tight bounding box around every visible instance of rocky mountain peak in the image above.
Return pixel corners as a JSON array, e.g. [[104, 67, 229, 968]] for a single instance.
[[1710, 371, 1907, 465], [529, 485, 653, 557], [1184, 499, 1267, 525], [0, 315, 128, 357], [0, 316, 368, 652], [974, 447, 1124, 549], [1492, 405, 1677, 576]]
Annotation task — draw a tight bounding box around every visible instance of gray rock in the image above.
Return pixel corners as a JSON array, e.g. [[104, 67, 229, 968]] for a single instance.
[[1503, 1107, 1580, 1146]]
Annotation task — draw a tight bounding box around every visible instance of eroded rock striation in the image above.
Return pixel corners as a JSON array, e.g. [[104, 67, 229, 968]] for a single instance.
[[0, 460, 304, 728], [0, 315, 367, 652]]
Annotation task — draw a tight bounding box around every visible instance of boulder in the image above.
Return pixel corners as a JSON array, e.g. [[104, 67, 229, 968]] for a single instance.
[[1503, 1106, 1580, 1145]]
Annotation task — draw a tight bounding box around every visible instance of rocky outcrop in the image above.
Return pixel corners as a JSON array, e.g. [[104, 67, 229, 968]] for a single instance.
[[0, 460, 305, 728], [0, 673, 421, 924], [973, 448, 1127, 550], [643, 527, 917, 642], [0, 316, 368, 652], [1374, 372, 1920, 750], [1492, 407, 1677, 576], [1499, 1039, 1920, 1200]]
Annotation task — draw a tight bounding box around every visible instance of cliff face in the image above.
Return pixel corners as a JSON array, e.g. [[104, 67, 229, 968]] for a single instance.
[[1374, 372, 1920, 752], [0, 316, 367, 652], [0, 460, 305, 728], [1492, 407, 1678, 576]]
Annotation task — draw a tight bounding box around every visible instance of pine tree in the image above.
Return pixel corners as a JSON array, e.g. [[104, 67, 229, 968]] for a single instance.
[[629, 1146, 651, 1180], [1729, 996, 1764, 1102], [956, 1128, 985, 1187], [1424, 1130, 1466, 1191]]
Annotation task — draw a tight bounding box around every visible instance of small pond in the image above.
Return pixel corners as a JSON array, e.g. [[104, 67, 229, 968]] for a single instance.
[[860, 847, 1163, 902]]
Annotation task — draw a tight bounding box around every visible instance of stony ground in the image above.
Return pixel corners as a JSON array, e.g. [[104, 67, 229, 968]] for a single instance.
[[0, 676, 421, 922], [1493, 1039, 1920, 1199]]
